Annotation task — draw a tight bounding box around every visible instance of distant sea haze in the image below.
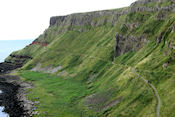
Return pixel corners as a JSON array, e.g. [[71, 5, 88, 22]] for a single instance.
[[0, 40, 33, 62]]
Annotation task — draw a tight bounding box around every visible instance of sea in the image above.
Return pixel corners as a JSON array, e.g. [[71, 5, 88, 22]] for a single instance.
[[0, 40, 33, 62], [0, 40, 33, 117]]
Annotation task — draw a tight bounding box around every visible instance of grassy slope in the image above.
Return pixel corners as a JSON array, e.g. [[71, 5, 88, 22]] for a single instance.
[[10, 5, 175, 117]]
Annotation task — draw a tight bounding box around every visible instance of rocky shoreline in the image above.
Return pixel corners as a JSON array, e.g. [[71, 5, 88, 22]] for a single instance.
[[0, 75, 35, 117], [0, 62, 36, 117]]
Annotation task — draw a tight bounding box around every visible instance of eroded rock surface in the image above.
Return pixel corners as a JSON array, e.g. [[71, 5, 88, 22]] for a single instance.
[[0, 75, 35, 117], [31, 63, 62, 74], [114, 33, 148, 58]]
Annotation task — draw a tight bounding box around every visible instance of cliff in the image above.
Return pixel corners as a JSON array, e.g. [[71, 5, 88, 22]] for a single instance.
[[114, 33, 148, 58], [3, 0, 175, 116]]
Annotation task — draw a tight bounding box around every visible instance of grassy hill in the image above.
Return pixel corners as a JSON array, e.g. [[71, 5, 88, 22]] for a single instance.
[[6, 0, 175, 116]]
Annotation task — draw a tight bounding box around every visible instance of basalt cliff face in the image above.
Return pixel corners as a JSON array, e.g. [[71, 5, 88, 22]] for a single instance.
[[0, 55, 32, 74], [5, 0, 175, 66], [114, 33, 148, 58], [3, 0, 175, 116]]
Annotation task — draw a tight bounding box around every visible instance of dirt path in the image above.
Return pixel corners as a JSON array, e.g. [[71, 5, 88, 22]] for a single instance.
[[89, 56, 161, 117], [132, 68, 161, 117], [56, 51, 161, 116], [84, 54, 161, 117]]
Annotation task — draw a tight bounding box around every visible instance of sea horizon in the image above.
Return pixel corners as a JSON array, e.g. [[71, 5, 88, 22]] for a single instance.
[[0, 40, 33, 62]]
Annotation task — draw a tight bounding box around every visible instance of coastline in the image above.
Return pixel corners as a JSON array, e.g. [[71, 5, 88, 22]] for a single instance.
[[0, 65, 35, 117]]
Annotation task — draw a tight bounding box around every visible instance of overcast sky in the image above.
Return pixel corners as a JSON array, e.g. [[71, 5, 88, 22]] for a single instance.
[[0, 0, 136, 40]]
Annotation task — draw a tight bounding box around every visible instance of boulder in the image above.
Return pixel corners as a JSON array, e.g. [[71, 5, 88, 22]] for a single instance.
[[162, 63, 168, 69]]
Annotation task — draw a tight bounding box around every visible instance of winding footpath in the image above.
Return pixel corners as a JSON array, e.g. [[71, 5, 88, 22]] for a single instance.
[[88, 55, 161, 117], [59, 51, 161, 116], [132, 68, 161, 117]]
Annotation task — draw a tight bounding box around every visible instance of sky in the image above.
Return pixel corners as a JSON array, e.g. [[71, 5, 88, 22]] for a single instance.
[[0, 0, 136, 40]]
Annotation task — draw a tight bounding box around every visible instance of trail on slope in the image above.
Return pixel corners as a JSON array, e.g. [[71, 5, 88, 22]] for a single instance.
[[85, 54, 161, 117], [132, 68, 161, 117], [56, 51, 161, 116]]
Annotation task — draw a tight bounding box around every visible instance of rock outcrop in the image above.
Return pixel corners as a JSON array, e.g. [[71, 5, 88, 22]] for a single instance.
[[114, 33, 148, 58], [28, 41, 49, 47], [9, 54, 32, 59], [0, 62, 17, 74], [6, 0, 175, 69], [49, 10, 121, 31], [0, 75, 36, 117], [131, 0, 175, 6], [31, 63, 62, 74], [0, 55, 33, 74], [156, 31, 165, 44], [49, 0, 175, 33]]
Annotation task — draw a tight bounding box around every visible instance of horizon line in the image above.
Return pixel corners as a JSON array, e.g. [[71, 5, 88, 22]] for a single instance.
[[0, 39, 34, 41]]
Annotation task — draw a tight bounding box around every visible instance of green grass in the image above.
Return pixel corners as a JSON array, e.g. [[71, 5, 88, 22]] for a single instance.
[[20, 71, 91, 117], [8, 2, 175, 117]]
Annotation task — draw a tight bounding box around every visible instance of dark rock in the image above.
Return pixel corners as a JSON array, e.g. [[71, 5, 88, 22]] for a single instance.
[[48, 1, 175, 34], [114, 33, 148, 59], [156, 31, 165, 44], [50, 16, 66, 27], [0, 62, 16, 74], [156, 11, 167, 20], [0, 75, 34, 117], [1, 54, 33, 74], [114, 33, 122, 58], [10, 54, 32, 59]]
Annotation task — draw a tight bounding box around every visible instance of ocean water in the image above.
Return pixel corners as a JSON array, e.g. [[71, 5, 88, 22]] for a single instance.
[[0, 90, 9, 117], [0, 40, 33, 116], [0, 40, 33, 62]]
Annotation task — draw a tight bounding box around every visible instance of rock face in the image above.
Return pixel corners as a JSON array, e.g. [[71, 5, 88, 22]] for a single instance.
[[0, 75, 34, 117], [9, 54, 32, 59], [28, 41, 49, 47], [49, 0, 175, 32], [49, 10, 121, 32], [0, 55, 32, 74], [31, 63, 62, 74], [50, 16, 67, 27], [6, 0, 175, 68], [0, 62, 17, 74], [162, 63, 168, 69], [6, 0, 175, 66], [131, 0, 175, 6], [114, 33, 148, 58]]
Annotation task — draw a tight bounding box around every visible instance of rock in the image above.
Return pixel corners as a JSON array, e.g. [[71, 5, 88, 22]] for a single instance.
[[0, 54, 33, 74], [9, 54, 32, 59], [156, 11, 167, 20], [156, 31, 165, 44], [171, 25, 175, 33], [50, 16, 66, 27], [114, 33, 122, 58], [35, 97, 39, 100], [169, 43, 175, 50], [0, 75, 34, 117], [132, 0, 175, 7], [57, 70, 69, 77], [34, 101, 39, 105], [48, 1, 175, 33], [162, 63, 168, 69], [32, 111, 39, 115], [31, 63, 62, 74], [0, 62, 18, 74], [114, 33, 147, 58]]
